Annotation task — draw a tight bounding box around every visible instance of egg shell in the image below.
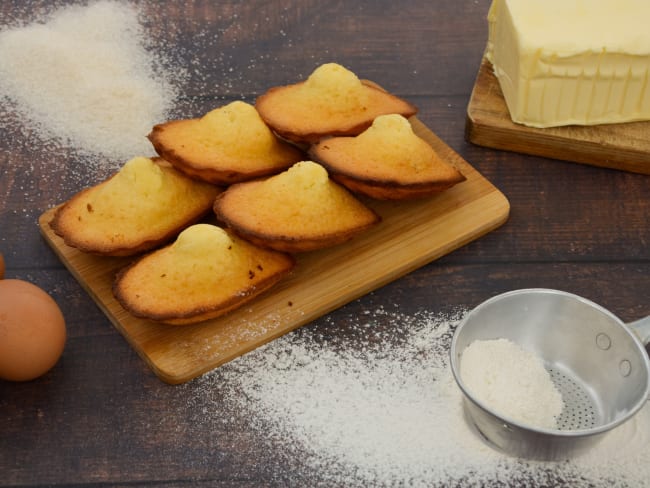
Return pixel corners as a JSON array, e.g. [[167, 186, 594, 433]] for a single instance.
[[0, 279, 67, 381]]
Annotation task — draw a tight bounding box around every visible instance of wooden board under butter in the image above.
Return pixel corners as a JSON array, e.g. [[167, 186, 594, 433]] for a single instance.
[[39, 117, 510, 385], [466, 56, 650, 175]]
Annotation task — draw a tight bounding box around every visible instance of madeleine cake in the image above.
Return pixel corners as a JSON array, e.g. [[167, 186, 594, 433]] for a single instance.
[[50, 157, 220, 256], [148, 101, 304, 184], [255, 63, 418, 144], [310, 114, 465, 200], [213, 161, 381, 252], [113, 224, 295, 325]]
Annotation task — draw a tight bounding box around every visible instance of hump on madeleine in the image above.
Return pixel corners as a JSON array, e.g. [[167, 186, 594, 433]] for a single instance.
[[148, 101, 304, 185], [255, 63, 417, 144], [213, 161, 381, 252], [113, 224, 295, 325], [310, 114, 465, 200], [50, 157, 220, 256]]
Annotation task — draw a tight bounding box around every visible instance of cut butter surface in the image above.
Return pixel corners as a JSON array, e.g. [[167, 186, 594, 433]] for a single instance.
[[486, 0, 650, 128]]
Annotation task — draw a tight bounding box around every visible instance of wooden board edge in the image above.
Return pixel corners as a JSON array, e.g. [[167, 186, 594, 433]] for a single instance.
[[38, 211, 173, 381]]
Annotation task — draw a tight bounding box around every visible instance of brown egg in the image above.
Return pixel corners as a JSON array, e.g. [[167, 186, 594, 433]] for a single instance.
[[0, 279, 67, 381]]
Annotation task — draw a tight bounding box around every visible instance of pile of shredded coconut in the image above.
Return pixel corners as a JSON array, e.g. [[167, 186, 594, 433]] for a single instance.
[[460, 338, 564, 429], [187, 307, 650, 487], [0, 1, 178, 166]]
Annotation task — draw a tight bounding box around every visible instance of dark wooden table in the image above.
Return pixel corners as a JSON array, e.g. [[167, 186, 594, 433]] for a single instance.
[[1, 1, 649, 487]]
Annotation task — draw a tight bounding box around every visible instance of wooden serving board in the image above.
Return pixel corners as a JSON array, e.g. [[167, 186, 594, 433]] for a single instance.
[[39, 117, 509, 384], [466, 56, 650, 174]]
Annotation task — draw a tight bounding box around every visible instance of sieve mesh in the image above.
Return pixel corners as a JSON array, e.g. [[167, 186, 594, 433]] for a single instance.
[[548, 368, 599, 430]]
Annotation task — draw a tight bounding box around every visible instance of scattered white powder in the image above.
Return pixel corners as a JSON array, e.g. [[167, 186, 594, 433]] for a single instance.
[[460, 338, 564, 429], [0, 1, 298, 203], [186, 308, 650, 487], [1, 5, 647, 484], [0, 1, 178, 165]]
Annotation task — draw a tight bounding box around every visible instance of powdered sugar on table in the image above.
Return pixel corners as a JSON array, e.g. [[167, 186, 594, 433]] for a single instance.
[[187, 307, 650, 487], [0, 1, 178, 167]]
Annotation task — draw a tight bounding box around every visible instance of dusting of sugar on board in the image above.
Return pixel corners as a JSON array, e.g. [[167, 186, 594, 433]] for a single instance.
[[460, 338, 564, 429], [185, 307, 650, 487]]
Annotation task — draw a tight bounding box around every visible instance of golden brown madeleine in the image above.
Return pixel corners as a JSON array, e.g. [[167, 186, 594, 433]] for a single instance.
[[213, 161, 381, 252], [50, 157, 220, 256], [148, 101, 304, 185], [310, 114, 465, 200], [113, 224, 295, 325], [255, 63, 417, 144]]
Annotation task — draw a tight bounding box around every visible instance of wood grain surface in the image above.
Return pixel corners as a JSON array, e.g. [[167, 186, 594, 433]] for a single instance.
[[2, 1, 649, 487], [466, 56, 650, 174], [39, 117, 509, 384]]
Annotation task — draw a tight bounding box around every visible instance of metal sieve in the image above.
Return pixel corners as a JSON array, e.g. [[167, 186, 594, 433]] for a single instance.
[[450, 288, 650, 461]]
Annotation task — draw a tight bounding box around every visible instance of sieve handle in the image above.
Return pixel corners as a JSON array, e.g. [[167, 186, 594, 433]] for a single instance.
[[627, 316, 650, 347]]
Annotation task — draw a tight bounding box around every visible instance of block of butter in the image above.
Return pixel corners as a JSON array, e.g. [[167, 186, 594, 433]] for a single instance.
[[486, 0, 650, 128]]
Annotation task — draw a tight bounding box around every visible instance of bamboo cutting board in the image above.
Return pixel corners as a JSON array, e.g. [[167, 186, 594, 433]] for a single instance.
[[466, 56, 650, 174], [39, 117, 509, 384]]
